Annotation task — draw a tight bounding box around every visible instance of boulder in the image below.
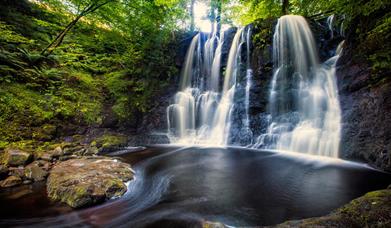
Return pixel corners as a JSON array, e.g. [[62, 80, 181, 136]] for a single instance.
[[47, 157, 134, 208], [273, 189, 391, 227], [0, 176, 22, 188], [62, 145, 85, 156], [8, 167, 25, 178], [39, 152, 53, 161], [24, 161, 48, 181], [4, 149, 32, 166], [91, 134, 128, 153], [52, 146, 63, 157]]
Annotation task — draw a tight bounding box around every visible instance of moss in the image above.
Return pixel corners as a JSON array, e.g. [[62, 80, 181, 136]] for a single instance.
[[0, 151, 6, 165], [104, 178, 126, 198], [252, 18, 275, 51], [65, 185, 91, 208], [92, 133, 128, 151], [4, 148, 32, 166], [276, 189, 391, 227]]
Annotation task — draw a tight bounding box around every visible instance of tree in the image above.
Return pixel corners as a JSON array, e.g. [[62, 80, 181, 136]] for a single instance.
[[211, 0, 222, 34], [41, 0, 116, 56], [190, 0, 195, 32], [281, 0, 289, 15]]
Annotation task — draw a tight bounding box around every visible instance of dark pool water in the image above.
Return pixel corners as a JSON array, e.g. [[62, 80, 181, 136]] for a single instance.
[[0, 146, 390, 227]]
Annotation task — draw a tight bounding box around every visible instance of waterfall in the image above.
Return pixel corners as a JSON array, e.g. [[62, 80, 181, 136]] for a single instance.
[[253, 15, 343, 158], [167, 28, 247, 146], [327, 14, 335, 39], [237, 26, 254, 146], [244, 27, 252, 128]]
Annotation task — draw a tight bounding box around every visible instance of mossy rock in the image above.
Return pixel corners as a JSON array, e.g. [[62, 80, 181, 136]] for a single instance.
[[47, 157, 134, 208], [0, 175, 22, 188], [274, 189, 391, 227], [4, 148, 32, 166], [31, 124, 57, 141], [91, 133, 128, 152], [24, 161, 49, 181]]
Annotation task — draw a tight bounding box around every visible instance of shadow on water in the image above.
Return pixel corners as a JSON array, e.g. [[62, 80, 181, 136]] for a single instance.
[[0, 146, 390, 227]]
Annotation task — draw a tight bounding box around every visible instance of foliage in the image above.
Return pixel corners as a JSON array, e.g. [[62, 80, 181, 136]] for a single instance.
[[222, 0, 281, 25], [0, 0, 183, 145]]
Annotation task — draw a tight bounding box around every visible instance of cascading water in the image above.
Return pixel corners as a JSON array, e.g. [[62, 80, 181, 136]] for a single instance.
[[253, 15, 343, 158], [167, 27, 248, 146], [234, 26, 254, 146], [243, 27, 252, 130], [327, 14, 335, 39]]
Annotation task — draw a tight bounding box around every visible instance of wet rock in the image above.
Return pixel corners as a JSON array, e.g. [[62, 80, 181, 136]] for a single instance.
[[0, 176, 22, 188], [8, 188, 33, 199], [0, 165, 9, 180], [63, 145, 85, 156], [39, 152, 53, 161], [23, 180, 32, 185], [39, 146, 64, 161], [92, 134, 128, 153], [37, 160, 52, 171], [52, 146, 63, 157], [24, 161, 48, 181], [47, 157, 134, 208], [273, 189, 391, 227], [4, 149, 32, 166], [84, 146, 99, 156], [58, 155, 81, 161], [107, 146, 146, 156], [127, 134, 170, 146], [8, 167, 25, 179], [203, 221, 228, 228]]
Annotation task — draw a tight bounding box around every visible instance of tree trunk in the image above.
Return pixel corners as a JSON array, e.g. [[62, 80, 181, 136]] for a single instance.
[[216, 1, 221, 36], [190, 0, 195, 32], [41, 0, 113, 57], [41, 14, 83, 56], [282, 0, 289, 15]]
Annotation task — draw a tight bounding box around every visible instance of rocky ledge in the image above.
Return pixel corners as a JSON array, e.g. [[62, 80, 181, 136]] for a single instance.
[[202, 188, 391, 228], [47, 157, 134, 208], [274, 188, 391, 228]]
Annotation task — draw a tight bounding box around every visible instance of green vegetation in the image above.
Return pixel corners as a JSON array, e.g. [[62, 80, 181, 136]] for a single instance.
[[229, 0, 390, 84], [0, 0, 183, 147], [91, 132, 128, 151]]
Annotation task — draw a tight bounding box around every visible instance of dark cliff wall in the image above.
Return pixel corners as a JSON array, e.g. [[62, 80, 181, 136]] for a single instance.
[[337, 52, 391, 171], [336, 10, 391, 171], [247, 19, 275, 139]]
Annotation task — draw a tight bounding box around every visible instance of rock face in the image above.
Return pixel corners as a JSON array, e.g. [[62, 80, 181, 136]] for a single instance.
[[47, 158, 134, 208], [4, 149, 32, 166], [336, 33, 391, 172], [273, 189, 391, 227]]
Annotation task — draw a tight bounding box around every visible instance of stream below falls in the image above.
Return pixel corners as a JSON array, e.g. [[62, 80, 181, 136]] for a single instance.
[[0, 146, 390, 227]]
